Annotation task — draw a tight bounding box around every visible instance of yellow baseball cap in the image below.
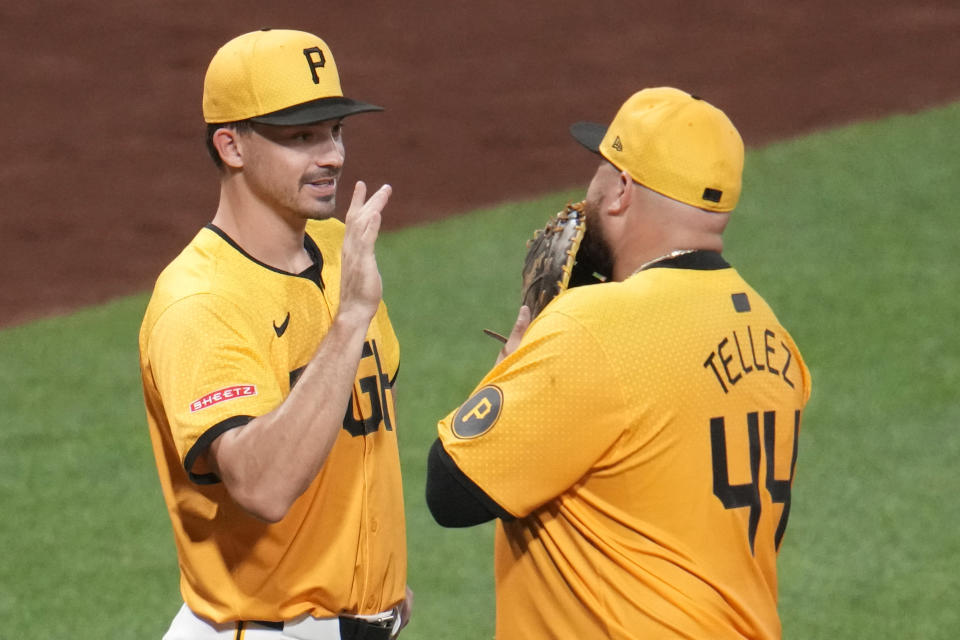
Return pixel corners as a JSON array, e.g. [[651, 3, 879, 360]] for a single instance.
[[570, 87, 744, 212], [202, 28, 382, 125]]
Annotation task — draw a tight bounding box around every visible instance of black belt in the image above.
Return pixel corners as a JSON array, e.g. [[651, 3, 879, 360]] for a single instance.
[[251, 614, 395, 640], [338, 615, 395, 640]]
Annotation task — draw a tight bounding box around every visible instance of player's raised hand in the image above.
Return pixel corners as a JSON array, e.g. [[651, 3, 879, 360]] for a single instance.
[[496, 305, 531, 365], [340, 181, 391, 324]]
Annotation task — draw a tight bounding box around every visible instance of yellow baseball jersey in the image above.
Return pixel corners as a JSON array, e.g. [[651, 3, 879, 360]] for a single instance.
[[438, 252, 811, 639], [139, 220, 406, 623]]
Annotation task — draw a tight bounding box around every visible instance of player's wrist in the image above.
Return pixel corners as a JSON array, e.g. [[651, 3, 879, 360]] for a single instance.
[[333, 303, 377, 333]]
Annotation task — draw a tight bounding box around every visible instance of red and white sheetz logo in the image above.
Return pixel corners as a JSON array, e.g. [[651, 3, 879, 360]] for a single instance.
[[189, 385, 257, 413]]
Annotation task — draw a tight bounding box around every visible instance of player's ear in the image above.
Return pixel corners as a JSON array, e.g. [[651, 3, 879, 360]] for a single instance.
[[212, 127, 245, 169], [607, 170, 633, 216]]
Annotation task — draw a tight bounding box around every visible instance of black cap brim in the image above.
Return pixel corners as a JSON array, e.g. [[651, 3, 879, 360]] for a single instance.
[[570, 121, 607, 154], [251, 96, 383, 125]]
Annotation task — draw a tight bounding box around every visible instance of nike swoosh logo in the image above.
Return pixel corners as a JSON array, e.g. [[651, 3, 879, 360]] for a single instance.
[[273, 312, 291, 338]]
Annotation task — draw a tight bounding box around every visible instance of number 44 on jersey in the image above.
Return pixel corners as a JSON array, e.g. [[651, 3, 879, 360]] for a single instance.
[[710, 409, 801, 554]]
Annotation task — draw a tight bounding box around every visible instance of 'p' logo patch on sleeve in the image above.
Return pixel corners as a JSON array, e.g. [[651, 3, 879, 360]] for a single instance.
[[452, 386, 503, 439]]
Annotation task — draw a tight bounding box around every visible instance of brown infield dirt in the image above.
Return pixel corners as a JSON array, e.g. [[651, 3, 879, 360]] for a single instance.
[[1, 1, 958, 327]]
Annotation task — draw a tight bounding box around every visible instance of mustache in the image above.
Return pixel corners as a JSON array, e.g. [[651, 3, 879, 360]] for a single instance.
[[301, 168, 341, 184]]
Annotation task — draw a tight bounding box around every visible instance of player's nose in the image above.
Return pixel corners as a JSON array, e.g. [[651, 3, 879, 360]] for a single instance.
[[313, 133, 344, 169]]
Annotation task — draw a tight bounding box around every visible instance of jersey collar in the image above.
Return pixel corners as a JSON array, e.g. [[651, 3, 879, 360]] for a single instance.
[[205, 223, 325, 288], [644, 249, 730, 271]]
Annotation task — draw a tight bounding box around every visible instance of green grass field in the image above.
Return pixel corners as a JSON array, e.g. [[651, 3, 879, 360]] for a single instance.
[[1, 101, 958, 639]]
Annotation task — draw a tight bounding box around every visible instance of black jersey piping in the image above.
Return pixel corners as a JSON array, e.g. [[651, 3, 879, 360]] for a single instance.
[[645, 249, 730, 271], [205, 224, 325, 289], [300, 235, 326, 289], [184, 415, 254, 485]]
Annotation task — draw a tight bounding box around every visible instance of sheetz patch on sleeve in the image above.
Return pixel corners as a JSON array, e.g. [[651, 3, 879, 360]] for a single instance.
[[189, 385, 258, 413], [453, 385, 503, 439]]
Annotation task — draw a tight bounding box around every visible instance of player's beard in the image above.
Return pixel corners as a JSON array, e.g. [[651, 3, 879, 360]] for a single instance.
[[302, 195, 336, 220], [579, 198, 614, 281]]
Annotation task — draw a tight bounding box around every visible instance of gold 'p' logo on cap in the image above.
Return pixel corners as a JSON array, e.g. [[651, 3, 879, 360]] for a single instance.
[[452, 386, 503, 439], [302, 47, 326, 84]]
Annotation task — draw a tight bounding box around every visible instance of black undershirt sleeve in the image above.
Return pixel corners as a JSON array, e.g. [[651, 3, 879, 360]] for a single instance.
[[425, 438, 515, 527]]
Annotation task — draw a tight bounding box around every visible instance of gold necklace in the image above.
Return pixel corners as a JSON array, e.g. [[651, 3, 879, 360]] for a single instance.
[[631, 249, 697, 276]]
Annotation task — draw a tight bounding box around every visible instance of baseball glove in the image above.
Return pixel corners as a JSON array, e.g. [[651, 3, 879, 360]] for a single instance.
[[520, 200, 607, 318], [484, 201, 609, 344]]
